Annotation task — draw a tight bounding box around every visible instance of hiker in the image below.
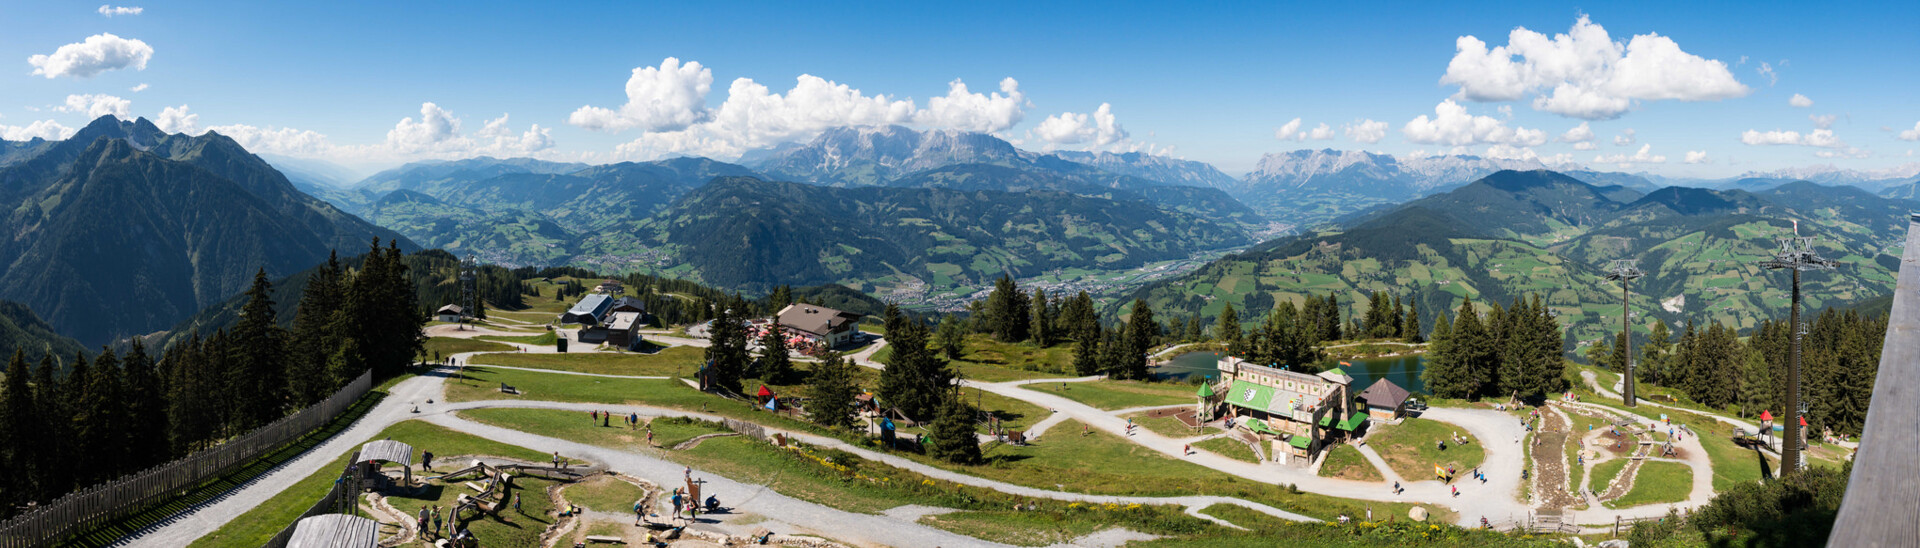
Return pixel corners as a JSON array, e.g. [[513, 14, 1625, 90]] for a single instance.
[[603, 412, 610, 427], [417, 506, 429, 537], [671, 490, 684, 519], [589, 410, 597, 423], [514, 493, 522, 514], [634, 499, 646, 525], [432, 506, 443, 538], [552, 451, 563, 469], [1392, 481, 1400, 494], [421, 450, 434, 472], [1451, 485, 1458, 497], [647, 429, 655, 446]]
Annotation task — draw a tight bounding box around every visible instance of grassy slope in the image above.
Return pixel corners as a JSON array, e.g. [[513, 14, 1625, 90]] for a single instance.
[[1319, 444, 1384, 482], [467, 345, 706, 377], [1607, 460, 1692, 508], [1367, 418, 1485, 481], [1024, 380, 1197, 410]]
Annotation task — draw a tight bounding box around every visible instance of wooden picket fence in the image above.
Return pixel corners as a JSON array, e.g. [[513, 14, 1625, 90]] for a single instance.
[[260, 451, 363, 548], [0, 369, 374, 548]]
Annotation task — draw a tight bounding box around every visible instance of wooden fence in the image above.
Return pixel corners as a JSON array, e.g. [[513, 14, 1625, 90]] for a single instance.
[[260, 451, 363, 548], [0, 369, 374, 548]]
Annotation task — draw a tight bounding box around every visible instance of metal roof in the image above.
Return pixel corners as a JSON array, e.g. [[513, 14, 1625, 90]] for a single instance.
[[287, 514, 378, 548], [567, 294, 614, 318], [777, 303, 862, 338], [1224, 380, 1274, 411], [1358, 378, 1412, 408], [359, 440, 413, 466]]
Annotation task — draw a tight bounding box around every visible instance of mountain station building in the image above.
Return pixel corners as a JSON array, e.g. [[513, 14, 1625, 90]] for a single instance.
[[776, 304, 864, 349], [1201, 356, 1366, 464]]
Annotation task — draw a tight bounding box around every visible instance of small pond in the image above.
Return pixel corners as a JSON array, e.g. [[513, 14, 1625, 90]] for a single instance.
[[1153, 351, 1429, 395]]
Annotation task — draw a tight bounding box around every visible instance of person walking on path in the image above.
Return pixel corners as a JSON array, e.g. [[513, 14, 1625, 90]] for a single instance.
[[431, 506, 443, 539], [552, 451, 563, 469], [634, 499, 646, 525], [416, 506, 429, 538], [421, 450, 434, 472], [1451, 485, 1458, 498], [1392, 481, 1400, 494]]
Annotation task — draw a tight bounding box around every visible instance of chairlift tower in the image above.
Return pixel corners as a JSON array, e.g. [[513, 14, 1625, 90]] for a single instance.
[[459, 253, 478, 321], [1604, 259, 1644, 407], [1758, 234, 1835, 476]]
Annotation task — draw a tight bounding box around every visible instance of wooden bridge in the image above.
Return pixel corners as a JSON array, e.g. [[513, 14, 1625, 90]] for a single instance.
[[1828, 213, 1920, 545]]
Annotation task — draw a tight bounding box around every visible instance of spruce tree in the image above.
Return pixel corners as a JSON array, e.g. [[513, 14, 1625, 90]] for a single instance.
[[1586, 335, 1612, 368], [1609, 331, 1630, 374], [1184, 315, 1203, 342], [1073, 335, 1102, 376], [1420, 309, 1457, 397], [233, 268, 287, 431], [1641, 321, 1672, 386], [0, 351, 30, 507], [877, 319, 951, 422], [1391, 294, 1406, 339], [73, 348, 125, 486], [703, 298, 750, 394], [122, 340, 170, 469], [928, 394, 983, 465], [1217, 304, 1242, 346], [806, 352, 858, 430], [1404, 299, 1423, 343], [1322, 294, 1343, 341], [34, 353, 71, 498], [935, 314, 967, 360], [760, 317, 793, 383], [290, 251, 343, 405], [1116, 299, 1155, 380], [1030, 288, 1053, 346]]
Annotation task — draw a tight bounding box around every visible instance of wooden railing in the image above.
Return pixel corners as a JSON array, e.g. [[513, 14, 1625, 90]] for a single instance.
[[260, 451, 363, 548], [1829, 215, 1920, 544], [0, 370, 374, 548]]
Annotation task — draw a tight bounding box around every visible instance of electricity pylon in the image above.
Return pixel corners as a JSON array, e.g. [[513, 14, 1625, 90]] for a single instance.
[[1758, 232, 1835, 476], [1605, 259, 1644, 407]]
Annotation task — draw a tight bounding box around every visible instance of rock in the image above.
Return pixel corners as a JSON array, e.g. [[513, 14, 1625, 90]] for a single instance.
[[1597, 540, 1629, 548], [1408, 506, 1428, 521]]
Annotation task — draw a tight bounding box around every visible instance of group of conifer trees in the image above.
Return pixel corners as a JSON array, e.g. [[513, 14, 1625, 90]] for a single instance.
[[1421, 294, 1568, 400], [1592, 307, 1884, 436], [0, 240, 424, 515], [1360, 291, 1422, 343]]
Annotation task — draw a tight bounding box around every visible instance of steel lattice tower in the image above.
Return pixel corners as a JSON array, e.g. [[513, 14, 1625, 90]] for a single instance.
[[1758, 234, 1835, 476], [459, 253, 478, 321], [1605, 259, 1644, 407]]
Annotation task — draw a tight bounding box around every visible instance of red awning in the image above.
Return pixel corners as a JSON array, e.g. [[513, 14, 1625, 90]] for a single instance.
[[757, 385, 773, 397], [1800, 416, 1807, 427], [1760, 410, 1773, 422]]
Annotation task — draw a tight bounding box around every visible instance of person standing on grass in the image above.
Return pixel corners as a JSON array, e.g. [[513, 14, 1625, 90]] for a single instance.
[[422, 450, 433, 472], [432, 506, 442, 538], [417, 506, 429, 537], [514, 493, 522, 514]]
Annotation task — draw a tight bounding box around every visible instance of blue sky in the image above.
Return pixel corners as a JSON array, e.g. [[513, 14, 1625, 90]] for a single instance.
[[3, 1, 1917, 178]]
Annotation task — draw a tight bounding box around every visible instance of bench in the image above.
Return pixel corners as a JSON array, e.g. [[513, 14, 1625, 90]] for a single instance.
[[585, 535, 624, 544], [499, 383, 519, 394], [465, 481, 486, 492]]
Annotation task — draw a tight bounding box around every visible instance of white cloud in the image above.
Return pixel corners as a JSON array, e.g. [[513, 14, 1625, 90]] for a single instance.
[[606, 67, 1025, 161], [1401, 99, 1548, 146], [28, 33, 154, 79], [1757, 62, 1778, 86], [567, 57, 713, 132], [97, 5, 142, 16], [129, 83, 148, 93], [155, 104, 199, 134], [1557, 121, 1594, 143], [1740, 128, 1843, 147], [913, 77, 1026, 133], [386, 102, 462, 153], [1900, 121, 1920, 141], [1685, 150, 1710, 164], [1440, 15, 1748, 120], [1613, 128, 1636, 146], [56, 93, 131, 119], [1593, 144, 1667, 166], [1307, 123, 1334, 140], [1343, 119, 1387, 143], [0, 120, 76, 141], [206, 124, 336, 155], [1789, 93, 1813, 108], [1274, 118, 1302, 141], [1815, 147, 1871, 159], [1810, 114, 1836, 130], [1032, 103, 1129, 150], [473, 114, 555, 156], [1574, 141, 1598, 150], [1485, 144, 1571, 165], [201, 103, 556, 162]]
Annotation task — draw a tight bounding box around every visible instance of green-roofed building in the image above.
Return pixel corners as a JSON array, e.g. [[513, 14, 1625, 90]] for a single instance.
[[1199, 356, 1364, 464]]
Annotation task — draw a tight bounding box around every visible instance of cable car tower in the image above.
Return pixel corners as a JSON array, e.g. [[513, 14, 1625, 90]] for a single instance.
[[459, 253, 478, 322], [1605, 259, 1644, 407], [1757, 225, 1835, 476]]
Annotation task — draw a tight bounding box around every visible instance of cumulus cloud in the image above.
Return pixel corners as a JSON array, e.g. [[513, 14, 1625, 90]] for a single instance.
[[1740, 128, 1841, 147], [129, 83, 148, 93], [567, 57, 713, 132], [0, 120, 76, 141], [1789, 93, 1813, 108], [1757, 62, 1778, 86], [1401, 99, 1547, 146], [198, 102, 555, 162], [1032, 103, 1129, 150], [56, 93, 131, 119], [1558, 122, 1594, 143], [155, 104, 199, 134], [1810, 114, 1835, 130], [206, 124, 336, 155], [604, 61, 1027, 160], [1685, 150, 1710, 164], [1275, 118, 1302, 140], [1613, 128, 1636, 146], [1440, 15, 1748, 120], [473, 114, 556, 156], [1485, 144, 1572, 164], [1344, 119, 1387, 143], [97, 5, 141, 16], [386, 102, 462, 153], [28, 33, 154, 79], [1574, 142, 1598, 150], [1594, 144, 1667, 166], [1900, 121, 1920, 141]]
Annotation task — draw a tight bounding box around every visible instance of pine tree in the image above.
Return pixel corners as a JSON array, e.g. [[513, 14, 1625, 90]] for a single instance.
[[1322, 294, 1343, 341], [1030, 288, 1053, 346], [1640, 321, 1672, 386], [290, 251, 344, 405], [703, 298, 750, 394], [232, 269, 287, 431], [760, 317, 794, 383], [1184, 315, 1203, 342], [928, 395, 982, 465], [73, 348, 125, 486], [1391, 294, 1406, 338], [877, 319, 951, 422], [1404, 298, 1423, 343], [1420, 309, 1457, 397], [1073, 335, 1102, 376], [1586, 335, 1612, 368], [935, 314, 967, 360], [1609, 331, 1630, 374], [806, 352, 858, 430], [1116, 300, 1155, 380], [1217, 304, 1241, 345], [983, 275, 1030, 342], [122, 340, 170, 469], [0, 350, 31, 507], [33, 353, 70, 498], [768, 285, 794, 309], [882, 302, 905, 338]]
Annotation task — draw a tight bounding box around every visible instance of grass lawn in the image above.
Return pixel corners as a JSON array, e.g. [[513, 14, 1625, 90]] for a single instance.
[[1023, 380, 1197, 411], [1589, 458, 1628, 493], [1318, 444, 1382, 482], [1566, 437, 1585, 496], [967, 388, 1053, 435], [1367, 418, 1484, 482], [467, 345, 705, 377], [459, 409, 733, 453], [1121, 412, 1219, 439], [919, 510, 1109, 547], [187, 420, 559, 548], [563, 475, 647, 514], [874, 336, 1071, 383], [388, 474, 562, 547], [425, 337, 516, 359], [443, 367, 835, 437], [478, 331, 559, 346], [1155, 505, 1546, 547], [1194, 437, 1259, 463], [1607, 460, 1691, 508], [453, 408, 1219, 541], [1566, 380, 1764, 492]]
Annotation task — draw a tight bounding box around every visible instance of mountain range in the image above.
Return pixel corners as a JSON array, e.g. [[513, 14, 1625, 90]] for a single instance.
[[1130, 169, 1910, 345], [0, 115, 412, 345]]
